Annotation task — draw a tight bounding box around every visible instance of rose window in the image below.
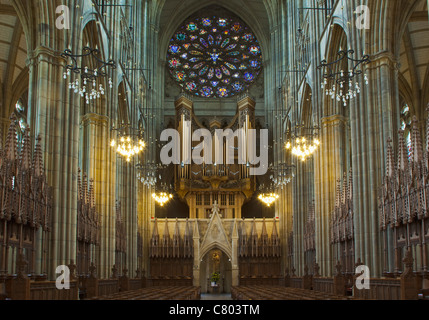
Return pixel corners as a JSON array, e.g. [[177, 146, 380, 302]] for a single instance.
[[167, 13, 263, 99]]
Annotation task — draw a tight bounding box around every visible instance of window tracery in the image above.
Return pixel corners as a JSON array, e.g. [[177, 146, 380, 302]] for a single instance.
[[167, 12, 263, 98]]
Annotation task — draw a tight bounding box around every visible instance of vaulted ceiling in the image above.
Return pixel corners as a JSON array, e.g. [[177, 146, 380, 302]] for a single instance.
[[0, 0, 26, 84], [0, 0, 27, 112], [399, 1, 429, 107], [156, 0, 272, 57]]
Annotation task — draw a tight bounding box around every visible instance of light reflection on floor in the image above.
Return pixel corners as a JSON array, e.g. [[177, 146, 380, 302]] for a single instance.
[[201, 293, 233, 300]]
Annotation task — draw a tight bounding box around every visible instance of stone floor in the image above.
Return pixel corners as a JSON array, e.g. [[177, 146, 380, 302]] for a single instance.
[[201, 293, 233, 300]]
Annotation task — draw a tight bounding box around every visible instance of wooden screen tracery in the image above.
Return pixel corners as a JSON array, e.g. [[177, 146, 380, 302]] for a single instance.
[[330, 169, 355, 276], [0, 115, 52, 279], [149, 219, 194, 283], [379, 113, 429, 277], [238, 218, 281, 280], [77, 169, 100, 276], [115, 200, 127, 275], [304, 200, 316, 273]]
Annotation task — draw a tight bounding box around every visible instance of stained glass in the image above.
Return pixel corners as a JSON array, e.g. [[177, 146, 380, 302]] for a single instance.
[[226, 44, 237, 51], [217, 87, 229, 97], [243, 33, 254, 41], [169, 58, 181, 68], [221, 38, 230, 48], [244, 72, 254, 81], [200, 86, 213, 97], [202, 18, 212, 26], [167, 11, 263, 98], [232, 23, 241, 32], [174, 71, 186, 81], [169, 45, 180, 54], [187, 23, 198, 32], [186, 82, 197, 91], [199, 66, 209, 76], [225, 62, 236, 70], [208, 68, 214, 79], [176, 33, 187, 41], [218, 19, 227, 27], [249, 45, 260, 55], [200, 38, 209, 48], [221, 65, 230, 76], [193, 62, 204, 69], [232, 82, 243, 92], [250, 60, 260, 68]]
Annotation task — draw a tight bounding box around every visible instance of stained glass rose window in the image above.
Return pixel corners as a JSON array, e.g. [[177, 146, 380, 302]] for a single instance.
[[167, 13, 263, 98]]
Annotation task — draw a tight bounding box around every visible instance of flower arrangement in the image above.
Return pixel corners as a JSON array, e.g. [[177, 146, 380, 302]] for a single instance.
[[210, 272, 220, 284]]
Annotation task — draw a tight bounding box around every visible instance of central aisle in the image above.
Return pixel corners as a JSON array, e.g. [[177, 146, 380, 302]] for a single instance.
[[201, 294, 233, 301]]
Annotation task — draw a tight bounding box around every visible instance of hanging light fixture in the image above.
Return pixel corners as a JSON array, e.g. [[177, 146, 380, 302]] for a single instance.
[[285, 125, 320, 162], [257, 181, 280, 207], [271, 163, 296, 189], [61, 47, 116, 104], [136, 162, 167, 187], [258, 193, 280, 207], [152, 192, 173, 207], [317, 49, 370, 107], [111, 124, 145, 162], [152, 183, 174, 207]]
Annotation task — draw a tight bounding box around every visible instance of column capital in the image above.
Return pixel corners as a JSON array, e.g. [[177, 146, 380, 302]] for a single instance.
[[27, 46, 66, 67], [367, 51, 399, 70], [321, 114, 347, 126], [81, 113, 110, 126]]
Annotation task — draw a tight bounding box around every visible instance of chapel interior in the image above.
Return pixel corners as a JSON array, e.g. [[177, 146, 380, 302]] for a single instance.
[[0, 0, 428, 301]]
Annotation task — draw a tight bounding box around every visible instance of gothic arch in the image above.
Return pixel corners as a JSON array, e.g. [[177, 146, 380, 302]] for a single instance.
[[323, 25, 348, 117], [80, 20, 109, 116], [300, 83, 313, 127], [0, 2, 30, 119], [199, 242, 232, 263], [157, 1, 271, 62], [117, 81, 130, 126]]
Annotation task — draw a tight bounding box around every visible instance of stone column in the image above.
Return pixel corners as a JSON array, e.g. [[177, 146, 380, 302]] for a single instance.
[[27, 46, 79, 280], [193, 221, 200, 287], [81, 113, 116, 279], [351, 53, 399, 277], [231, 220, 239, 287], [314, 115, 348, 277]]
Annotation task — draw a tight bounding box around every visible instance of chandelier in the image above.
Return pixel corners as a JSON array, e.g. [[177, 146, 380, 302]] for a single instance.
[[136, 162, 167, 187], [271, 163, 296, 189], [61, 47, 116, 104], [258, 193, 280, 207], [317, 49, 370, 107], [152, 183, 174, 207], [285, 126, 320, 162], [257, 181, 280, 207], [152, 192, 173, 207], [110, 125, 145, 162]]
